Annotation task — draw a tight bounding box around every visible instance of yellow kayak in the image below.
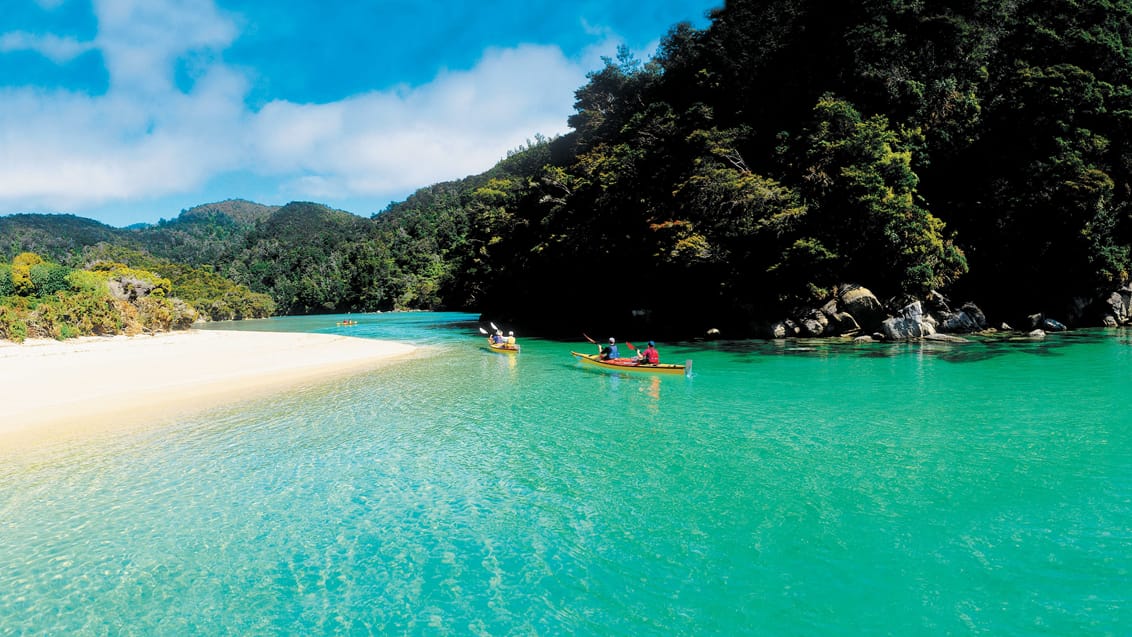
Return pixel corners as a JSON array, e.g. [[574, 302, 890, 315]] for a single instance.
[[570, 351, 687, 375], [487, 338, 520, 353]]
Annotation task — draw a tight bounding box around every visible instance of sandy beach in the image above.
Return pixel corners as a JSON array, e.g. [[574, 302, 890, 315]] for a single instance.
[[0, 329, 416, 442]]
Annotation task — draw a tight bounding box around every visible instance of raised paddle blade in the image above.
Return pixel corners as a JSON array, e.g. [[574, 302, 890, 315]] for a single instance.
[[626, 342, 636, 350], [479, 327, 488, 335], [582, 333, 597, 344], [490, 322, 500, 332]]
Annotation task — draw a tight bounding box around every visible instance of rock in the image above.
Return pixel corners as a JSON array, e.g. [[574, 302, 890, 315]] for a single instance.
[[959, 302, 988, 329], [925, 333, 970, 343], [1103, 315, 1118, 327], [825, 311, 861, 336], [925, 289, 951, 314], [1027, 313, 1044, 330], [108, 276, 158, 302], [939, 310, 978, 333], [1041, 318, 1067, 331], [1104, 292, 1127, 324], [800, 308, 828, 337], [853, 335, 875, 343], [706, 328, 721, 338], [771, 320, 800, 339], [880, 300, 942, 340], [881, 301, 928, 340], [1000, 322, 1013, 331], [882, 317, 919, 340], [800, 318, 824, 337], [1027, 329, 1046, 338], [837, 284, 886, 332]]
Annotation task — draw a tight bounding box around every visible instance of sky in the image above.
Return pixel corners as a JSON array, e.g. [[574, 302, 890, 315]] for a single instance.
[[0, 0, 719, 227]]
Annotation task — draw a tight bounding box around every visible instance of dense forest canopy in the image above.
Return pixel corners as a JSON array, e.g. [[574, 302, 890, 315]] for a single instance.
[[3, 0, 1132, 339]]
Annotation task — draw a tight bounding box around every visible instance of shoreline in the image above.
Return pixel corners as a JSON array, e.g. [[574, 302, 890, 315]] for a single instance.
[[0, 329, 417, 446]]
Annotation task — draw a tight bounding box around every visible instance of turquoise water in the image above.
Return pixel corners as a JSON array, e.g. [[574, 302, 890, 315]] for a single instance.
[[1, 313, 1129, 635]]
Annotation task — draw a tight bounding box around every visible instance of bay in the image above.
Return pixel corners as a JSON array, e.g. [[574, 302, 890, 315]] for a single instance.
[[1, 313, 1128, 635]]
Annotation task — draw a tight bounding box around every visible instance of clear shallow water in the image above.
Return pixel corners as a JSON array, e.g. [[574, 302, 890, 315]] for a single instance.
[[1, 313, 1129, 635]]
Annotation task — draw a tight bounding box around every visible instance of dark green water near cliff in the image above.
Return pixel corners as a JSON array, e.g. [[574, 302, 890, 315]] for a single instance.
[[1, 313, 1128, 635]]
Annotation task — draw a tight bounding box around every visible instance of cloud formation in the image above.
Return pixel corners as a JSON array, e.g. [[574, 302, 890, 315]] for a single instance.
[[0, 0, 605, 221]]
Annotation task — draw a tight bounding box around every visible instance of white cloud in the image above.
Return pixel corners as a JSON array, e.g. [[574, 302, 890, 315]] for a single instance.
[[0, 32, 93, 63], [250, 43, 584, 200], [0, 0, 608, 219]]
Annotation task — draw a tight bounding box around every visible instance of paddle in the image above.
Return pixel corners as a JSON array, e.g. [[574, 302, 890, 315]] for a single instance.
[[490, 321, 500, 332], [478, 326, 489, 335]]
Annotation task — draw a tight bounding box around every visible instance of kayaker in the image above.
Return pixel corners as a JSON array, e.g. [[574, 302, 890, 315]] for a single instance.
[[600, 337, 619, 360], [491, 329, 504, 345], [506, 331, 517, 346], [636, 341, 659, 365]]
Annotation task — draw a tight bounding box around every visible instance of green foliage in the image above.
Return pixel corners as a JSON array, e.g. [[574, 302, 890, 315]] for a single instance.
[[0, 215, 125, 264], [0, 304, 27, 342], [29, 262, 72, 296], [790, 96, 967, 296], [0, 264, 12, 298]]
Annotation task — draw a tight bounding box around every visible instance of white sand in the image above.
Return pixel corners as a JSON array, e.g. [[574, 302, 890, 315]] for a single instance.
[[0, 329, 416, 442]]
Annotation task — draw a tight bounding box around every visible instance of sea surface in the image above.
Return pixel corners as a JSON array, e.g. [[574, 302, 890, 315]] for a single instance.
[[1, 312, 1129, 635]]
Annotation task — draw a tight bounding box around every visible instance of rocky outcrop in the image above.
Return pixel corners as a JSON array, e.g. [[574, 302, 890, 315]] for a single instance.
[[837, 284, 886, 333], [759, 280, 1129, 341], [1028, 313, 1067, 332], [1100, 286, 1132, 326], [881, 301, 936, 340]]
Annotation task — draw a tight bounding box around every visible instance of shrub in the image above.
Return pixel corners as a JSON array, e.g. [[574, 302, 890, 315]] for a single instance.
[[27, 300, 62, 339], [136, 296, 174, 332], [66, 269, 108, 295], [57, 291, 122, 336], [0, 264, 13, 297], [29, 262, 72, 297], [0, 305, 28, 342]]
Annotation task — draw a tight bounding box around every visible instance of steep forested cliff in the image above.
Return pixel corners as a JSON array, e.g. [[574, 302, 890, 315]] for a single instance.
[[452, 0, 1132, 335]]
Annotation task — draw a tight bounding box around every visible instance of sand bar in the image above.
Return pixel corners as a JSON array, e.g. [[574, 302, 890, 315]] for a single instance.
[[0, 329, 416, 442]]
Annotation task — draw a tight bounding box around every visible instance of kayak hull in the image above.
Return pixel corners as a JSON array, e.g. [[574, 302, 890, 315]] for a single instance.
[[488, 338, 520, 353], [571, 351, 686, 375]]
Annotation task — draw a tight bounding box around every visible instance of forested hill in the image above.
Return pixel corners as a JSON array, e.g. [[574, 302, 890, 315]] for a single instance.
[[444, 0, 1132, 335], [4, 0, 1132, 338]]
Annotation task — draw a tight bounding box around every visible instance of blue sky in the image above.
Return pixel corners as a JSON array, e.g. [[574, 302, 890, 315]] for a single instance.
[[0, 0, 719, 227]]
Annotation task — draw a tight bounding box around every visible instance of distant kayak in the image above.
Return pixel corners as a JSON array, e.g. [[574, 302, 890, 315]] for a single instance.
[[571, 351, 687, 375], [487, 338, 520, 354], [336, 320, 357, 326]]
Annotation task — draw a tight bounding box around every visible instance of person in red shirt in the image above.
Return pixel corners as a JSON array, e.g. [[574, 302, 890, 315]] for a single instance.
[[637, 340, 659, 365]]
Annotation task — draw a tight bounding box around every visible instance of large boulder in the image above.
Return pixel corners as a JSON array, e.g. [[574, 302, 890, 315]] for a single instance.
[[1103, 290, 1127, 325], [881, 300, 938, 340], [1042, 317, 1067, 331], [799, 308, 828, 337], [837, 284, 886, 332], [108, 276, 158, 302], [959, 302, 988, 329], [771, 319, 800, 339], [938, 310, 978, 333], [824, 310, 861, 336]]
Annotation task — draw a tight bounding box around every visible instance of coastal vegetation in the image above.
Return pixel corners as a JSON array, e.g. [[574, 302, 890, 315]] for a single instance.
[[0, 252, 198, 342], [3, 0, 1132, 340]]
